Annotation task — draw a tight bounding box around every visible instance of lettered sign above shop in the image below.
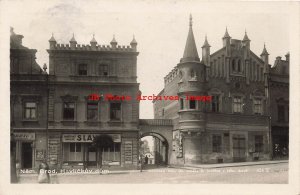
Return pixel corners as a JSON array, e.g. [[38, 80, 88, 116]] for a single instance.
[[14, 132, 35, 141], [62, 134, 121, 143]]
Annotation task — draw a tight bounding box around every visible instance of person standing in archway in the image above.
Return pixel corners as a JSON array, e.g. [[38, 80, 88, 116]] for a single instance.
[[144, 155, 148, 165]]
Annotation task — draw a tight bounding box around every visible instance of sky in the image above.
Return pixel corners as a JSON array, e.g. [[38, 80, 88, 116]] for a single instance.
[[1, 0, 294, 119]]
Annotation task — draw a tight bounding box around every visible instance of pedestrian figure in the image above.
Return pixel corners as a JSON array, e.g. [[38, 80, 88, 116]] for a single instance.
[[144, 155, 148, 165], [38, 162, 50, 184]]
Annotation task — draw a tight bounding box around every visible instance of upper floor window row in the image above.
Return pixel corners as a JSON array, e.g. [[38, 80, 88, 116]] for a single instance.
[[77, 64, 109, 76]]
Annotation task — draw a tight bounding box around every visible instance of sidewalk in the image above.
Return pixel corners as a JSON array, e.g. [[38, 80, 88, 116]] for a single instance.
[[169, 160, 288, 169]]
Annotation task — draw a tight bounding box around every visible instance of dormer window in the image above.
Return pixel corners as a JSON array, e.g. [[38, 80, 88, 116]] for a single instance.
[[78, 64, 87, 75]]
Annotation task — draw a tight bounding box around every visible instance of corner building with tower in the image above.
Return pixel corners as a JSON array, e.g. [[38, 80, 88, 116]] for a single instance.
[[154, 16, 280, 165]]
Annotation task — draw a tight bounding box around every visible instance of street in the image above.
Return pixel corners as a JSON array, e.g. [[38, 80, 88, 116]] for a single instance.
[[18, 162, 288, 184]]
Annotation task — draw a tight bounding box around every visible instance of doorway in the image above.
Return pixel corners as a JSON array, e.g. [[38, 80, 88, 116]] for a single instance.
[[232, 135, 246, 162], [21, 142, 32, 168]]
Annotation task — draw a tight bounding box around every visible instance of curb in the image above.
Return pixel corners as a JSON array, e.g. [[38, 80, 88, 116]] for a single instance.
[[169, 160, 288, 169]]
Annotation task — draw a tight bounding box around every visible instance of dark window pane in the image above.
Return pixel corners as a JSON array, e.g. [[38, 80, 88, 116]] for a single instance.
[[189, 100, 196, 109], [63, 102, 75, 120], [110, 103, 121, 120], [180, 98, 184, 110], [78, 64, 87, 75], [70, 143, 75, 152], [212, 95, 219, 112], [87, 102, 98, 120], [99, 65, 108, 76]]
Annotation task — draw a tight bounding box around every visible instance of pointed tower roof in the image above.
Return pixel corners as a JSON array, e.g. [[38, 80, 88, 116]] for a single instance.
[[90, 34, 97, 43], [261, 43, 269, 56], [70, 33, 77, 42], [130, 35, 137, 45], [242, 30, 250, 41], [110, 34, 117, 44], [49, 33, 56, 42], [181, 14, 199, 62], [202, 35, 211, 48], [223, 27, 231, 39]]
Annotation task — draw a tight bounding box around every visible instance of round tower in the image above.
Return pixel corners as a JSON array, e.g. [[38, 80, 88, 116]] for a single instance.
[[176, 15, 207, 164]]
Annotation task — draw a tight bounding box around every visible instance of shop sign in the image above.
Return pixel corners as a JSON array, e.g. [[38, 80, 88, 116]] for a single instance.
[[62, 134, 121, 143], [124, 141, 133, 164], [14, 132, 35, 141]]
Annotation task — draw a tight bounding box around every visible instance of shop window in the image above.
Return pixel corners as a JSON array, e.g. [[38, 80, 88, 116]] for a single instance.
[[278, 105, 285, 122], [212, 135, 222, 153], [78, 64, 87, 75], [99, 64, 108, 76], [253, 99, 262, 115], [254, 135, 263, 152], [180, 98, 184, 110], [63, 143, 83, 161], [233, 96, 242, 113], [110, 102, 121, 120], [212, 95, 220, 112], [189, 100, 196, 109], [63, 102, 75, 120], [87, 102, 98, 121], [24, 102, 37, 119], [102, 142, 121, 164]]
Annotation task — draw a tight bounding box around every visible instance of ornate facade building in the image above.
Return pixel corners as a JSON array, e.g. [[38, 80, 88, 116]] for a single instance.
[[154, 16, 288, 165], [11, 28, 141, 170]]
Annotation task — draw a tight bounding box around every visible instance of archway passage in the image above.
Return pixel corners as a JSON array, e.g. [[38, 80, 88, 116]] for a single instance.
[[140, 132, 169, 168]]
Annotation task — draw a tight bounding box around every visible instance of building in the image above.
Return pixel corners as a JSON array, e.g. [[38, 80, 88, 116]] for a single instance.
[[269, 54, 289, 159], [154, 16, 277, 165], [10, 28, 48, 169], [46, 33, 140, 170]]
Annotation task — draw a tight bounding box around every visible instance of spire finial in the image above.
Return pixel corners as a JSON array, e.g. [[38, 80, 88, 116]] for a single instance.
[[223, 26, 231, 38], [189, 14, 192, 27]]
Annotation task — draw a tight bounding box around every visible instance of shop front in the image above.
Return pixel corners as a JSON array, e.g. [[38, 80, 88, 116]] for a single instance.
[[14, 132, 35, 169], [62, 134, 121, 169]]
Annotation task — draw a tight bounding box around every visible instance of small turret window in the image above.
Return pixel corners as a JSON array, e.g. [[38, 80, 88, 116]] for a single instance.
[[179, 71, 183, 79], [191, 69, 195, 78]]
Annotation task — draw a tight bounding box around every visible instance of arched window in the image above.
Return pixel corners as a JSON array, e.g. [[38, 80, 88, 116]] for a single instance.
[[237, 60, 241, 72], [232, 59, 236, 71]]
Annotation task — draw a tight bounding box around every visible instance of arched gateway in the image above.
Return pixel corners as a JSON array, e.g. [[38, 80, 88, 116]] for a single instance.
[[139, 119, 173, 165]]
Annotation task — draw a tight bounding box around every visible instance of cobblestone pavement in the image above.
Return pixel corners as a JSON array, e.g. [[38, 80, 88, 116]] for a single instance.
[[18, 162, 288, 184]]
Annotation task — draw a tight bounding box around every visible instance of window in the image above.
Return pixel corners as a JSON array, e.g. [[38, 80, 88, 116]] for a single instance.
[[102, 142, 121, 164], [63, 143, 83, 161], [180, 98, 184, 110], [253, 99, 262, 115], [99, 65, 108, 76], [232, 59, 236, 71], [87, 102, 98, 121], [63, 102, 75, 120], [110, 102, 121, 120], [278, 105, 285, 122], [191, 70, 195, 78], [212, 135, 222, 153], [78, 64, 87, 75], [212, 95, 220, 112], [254, 135, 263, 152], [237, 60, 241, 72], [189, 100, 196, 109], [233, 96, 242, 113], [24, 102, 37, 119]]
